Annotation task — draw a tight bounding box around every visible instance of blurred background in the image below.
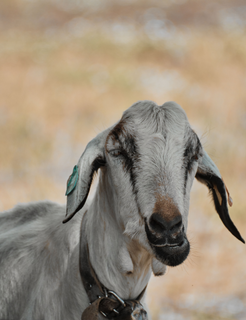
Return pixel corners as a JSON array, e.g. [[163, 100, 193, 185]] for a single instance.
[[0, 0, 246, 319]]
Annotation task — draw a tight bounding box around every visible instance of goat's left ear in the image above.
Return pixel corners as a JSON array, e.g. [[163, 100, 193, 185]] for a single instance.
[[195, 150, 245, 243], [63, 129, 111, 223]]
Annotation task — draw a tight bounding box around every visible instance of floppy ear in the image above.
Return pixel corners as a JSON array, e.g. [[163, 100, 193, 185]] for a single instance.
[[195, 150, 244, 243], [63, 129, 110, 223]]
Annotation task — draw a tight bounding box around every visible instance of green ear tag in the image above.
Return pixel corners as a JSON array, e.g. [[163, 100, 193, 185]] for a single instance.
[[65, 165, 79, 196]]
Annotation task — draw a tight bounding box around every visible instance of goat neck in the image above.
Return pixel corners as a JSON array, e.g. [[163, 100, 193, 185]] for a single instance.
[[85, 170, 152, 301]]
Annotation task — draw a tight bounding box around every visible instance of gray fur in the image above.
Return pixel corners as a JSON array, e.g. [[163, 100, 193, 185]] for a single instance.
[[0, 100, 241, 320], [0, 201, 87, 319]]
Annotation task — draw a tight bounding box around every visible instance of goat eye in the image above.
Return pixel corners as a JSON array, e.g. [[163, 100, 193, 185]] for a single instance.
[[109, 149, 121, 157]]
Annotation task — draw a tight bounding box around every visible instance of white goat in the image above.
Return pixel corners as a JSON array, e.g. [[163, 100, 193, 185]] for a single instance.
[[0, 101, 244, 320]]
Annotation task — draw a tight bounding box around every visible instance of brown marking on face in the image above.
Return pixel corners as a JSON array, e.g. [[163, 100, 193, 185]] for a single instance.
[[153, 193, 181, 222]]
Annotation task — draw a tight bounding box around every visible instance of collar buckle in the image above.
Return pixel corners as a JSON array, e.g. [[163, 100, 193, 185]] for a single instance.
[[107, 290, 126, 307]]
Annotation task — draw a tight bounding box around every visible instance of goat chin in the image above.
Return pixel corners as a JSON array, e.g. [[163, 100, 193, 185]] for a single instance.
[[151, 238, 190, 267]]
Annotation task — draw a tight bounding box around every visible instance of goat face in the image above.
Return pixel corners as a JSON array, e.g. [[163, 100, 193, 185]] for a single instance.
[[64, 100, 244, 267]]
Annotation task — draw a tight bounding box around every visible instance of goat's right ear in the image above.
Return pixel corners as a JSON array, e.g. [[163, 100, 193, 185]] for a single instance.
[[195, 150, 245, 243], [63, 129, 110, 223]]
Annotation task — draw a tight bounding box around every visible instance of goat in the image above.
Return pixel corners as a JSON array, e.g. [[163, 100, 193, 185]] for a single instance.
[[0, 100, 244, 320]]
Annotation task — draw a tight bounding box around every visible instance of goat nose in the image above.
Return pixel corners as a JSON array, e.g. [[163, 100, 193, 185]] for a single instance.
[[149, 213, 183, 235]]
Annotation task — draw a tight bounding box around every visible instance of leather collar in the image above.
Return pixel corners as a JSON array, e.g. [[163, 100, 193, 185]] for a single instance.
[[79, 212, 148, 319]]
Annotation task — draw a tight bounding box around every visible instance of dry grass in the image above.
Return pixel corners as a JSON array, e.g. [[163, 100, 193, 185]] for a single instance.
[[0, 1, 246, 319]]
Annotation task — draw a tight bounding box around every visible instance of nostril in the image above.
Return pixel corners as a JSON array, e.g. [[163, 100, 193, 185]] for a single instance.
[[170, 219, 182, 233], [149, 213, 167, 233]]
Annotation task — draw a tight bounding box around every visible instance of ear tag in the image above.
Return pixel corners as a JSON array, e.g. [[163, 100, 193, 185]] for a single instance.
[[65, 165, 79, 196]]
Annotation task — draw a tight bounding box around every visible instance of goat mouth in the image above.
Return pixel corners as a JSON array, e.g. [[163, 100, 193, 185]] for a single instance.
[[150, 237, 190, 267], [153, 240, 184, 248]]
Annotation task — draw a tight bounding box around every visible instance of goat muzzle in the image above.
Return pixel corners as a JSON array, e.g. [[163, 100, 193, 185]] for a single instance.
[[145, 218, 190, 267]]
